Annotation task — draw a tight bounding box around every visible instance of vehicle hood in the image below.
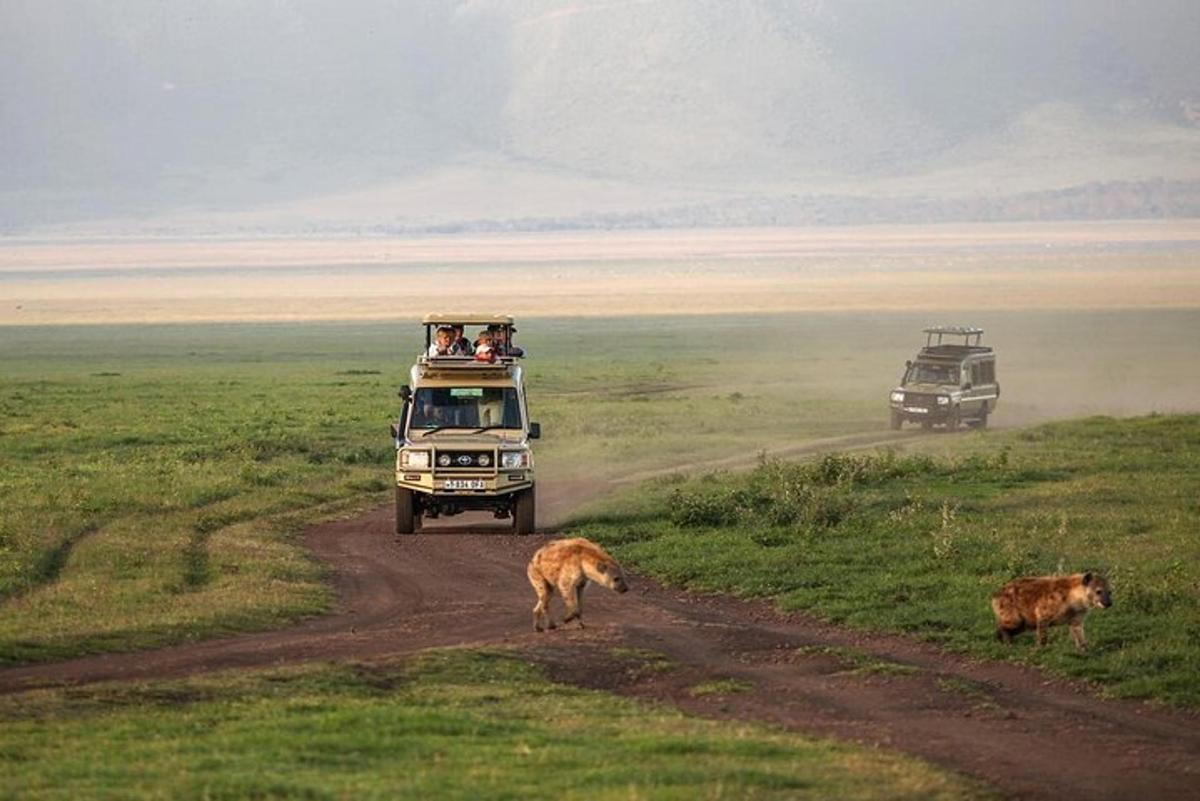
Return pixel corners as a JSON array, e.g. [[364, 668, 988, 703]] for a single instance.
[[408, 432, 527, 445]]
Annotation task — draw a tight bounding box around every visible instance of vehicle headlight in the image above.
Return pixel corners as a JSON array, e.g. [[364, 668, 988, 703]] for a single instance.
[[936, 395, 950, 405], [400, 450, 430, 468], [437, 453, 452, 467], [890, 391, 904, 403], [477, 454, 491, 467], [501, 451, 529, 469]]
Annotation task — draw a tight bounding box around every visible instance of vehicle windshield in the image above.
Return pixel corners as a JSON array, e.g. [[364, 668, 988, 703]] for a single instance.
[[408, 387, 522, 432], [904, 362, 960, 385]]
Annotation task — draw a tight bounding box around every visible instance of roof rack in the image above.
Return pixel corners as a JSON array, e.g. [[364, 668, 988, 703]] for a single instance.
[[417, 357, 516, 380], [419, 354, 516, 367], [922, 326, 984, 347]]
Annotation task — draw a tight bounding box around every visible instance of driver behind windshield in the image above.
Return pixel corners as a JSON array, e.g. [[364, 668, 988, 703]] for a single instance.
[[409, 387, 522, 430], [907, 363, 959, 384]]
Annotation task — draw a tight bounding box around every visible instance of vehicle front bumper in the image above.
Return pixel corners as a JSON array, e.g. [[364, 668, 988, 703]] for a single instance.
[[890, 402, 955, 422], [395, 470, 533, 497]]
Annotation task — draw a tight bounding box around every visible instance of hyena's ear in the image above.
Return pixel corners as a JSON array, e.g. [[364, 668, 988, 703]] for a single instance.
[[596, 562, 608, 574], [1082, 571, 1094, 586]]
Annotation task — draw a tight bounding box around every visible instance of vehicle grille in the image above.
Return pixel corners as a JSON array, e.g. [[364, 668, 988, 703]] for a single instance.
[[433, 449, 497, 472], [903, 392, 937, 409]]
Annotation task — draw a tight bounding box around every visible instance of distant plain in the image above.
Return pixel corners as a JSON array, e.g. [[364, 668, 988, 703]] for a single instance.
[[1, 221, 1198, 324]]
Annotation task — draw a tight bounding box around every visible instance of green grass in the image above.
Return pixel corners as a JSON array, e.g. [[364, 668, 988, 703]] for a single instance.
[[936, 677, 1002, 712], [0, 316, 885, 664], [1, 310, 1197, 664], [570, 415, 1200, 708], [0, 649, 990, 801], [794, 646, 921, 677], [689, 677, 755, 697]]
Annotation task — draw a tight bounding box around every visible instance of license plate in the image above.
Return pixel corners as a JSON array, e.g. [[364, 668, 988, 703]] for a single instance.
[[903, 407, 929, 414], [444, 479, 485, 490]]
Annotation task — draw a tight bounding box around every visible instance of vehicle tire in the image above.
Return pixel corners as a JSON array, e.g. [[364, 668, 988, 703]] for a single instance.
[[513, 487, 536, 535], [889, 411, 903, 430], [395, 487, 417, 535], [945, 408, 961, 433], [976, 406, 989, 430], [920, 420, 933, 431]]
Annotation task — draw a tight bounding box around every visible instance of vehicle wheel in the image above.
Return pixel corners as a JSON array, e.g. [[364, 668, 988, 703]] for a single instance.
[[945, 408, 961, 432], [395, 487, 417, 535], [513, 487, 536, 535], [920, 420, 933, 431], [889, 411, 903, 430], [976, 406, 989, 430]]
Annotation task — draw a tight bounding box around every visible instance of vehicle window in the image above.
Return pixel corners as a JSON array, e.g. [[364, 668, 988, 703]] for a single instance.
[[905, 363, 960, 385], [409, 387, 522, 429]]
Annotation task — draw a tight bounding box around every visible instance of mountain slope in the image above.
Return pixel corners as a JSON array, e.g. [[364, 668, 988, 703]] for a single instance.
[[2, 0, 1198, 233]]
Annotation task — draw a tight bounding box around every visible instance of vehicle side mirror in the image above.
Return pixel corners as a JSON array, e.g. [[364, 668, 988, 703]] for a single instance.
[[398, 385, 412, 402], [963, 382, 972, 390], [905, 360, 912, 369], [529, 422, 541, 440], [390, 423, 399, 439]]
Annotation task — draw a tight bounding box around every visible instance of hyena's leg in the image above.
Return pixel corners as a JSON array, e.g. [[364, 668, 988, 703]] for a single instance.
[[1069, 620, 1087, 651], [560, 577, 585, 628], [1035, 619, 1047, 648], [542, 581, 557, 630], [527, 563, 552, 632]]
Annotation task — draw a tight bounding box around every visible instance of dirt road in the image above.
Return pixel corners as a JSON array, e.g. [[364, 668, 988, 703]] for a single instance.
[[2, 487, 1198, 800]]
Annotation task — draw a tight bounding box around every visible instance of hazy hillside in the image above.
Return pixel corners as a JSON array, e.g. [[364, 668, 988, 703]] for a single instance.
[[2, 0, 1198, 235]]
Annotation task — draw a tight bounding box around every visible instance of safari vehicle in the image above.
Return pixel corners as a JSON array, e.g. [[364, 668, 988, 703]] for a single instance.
[[888, 326, 999, 431], [391, 314, 540, 534]]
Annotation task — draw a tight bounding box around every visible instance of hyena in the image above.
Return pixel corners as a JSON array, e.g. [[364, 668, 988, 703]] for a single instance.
[[527, 537, 629, 632], [991, 572, 1113, 650]]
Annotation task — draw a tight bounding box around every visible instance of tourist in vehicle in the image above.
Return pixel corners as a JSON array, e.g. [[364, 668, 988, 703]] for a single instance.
[[427, 326, 458, 357], [411, 398, 447, 428], [451, 324, 473, 355], [489, 324, 525, 357], [473, 330, 496, 362]]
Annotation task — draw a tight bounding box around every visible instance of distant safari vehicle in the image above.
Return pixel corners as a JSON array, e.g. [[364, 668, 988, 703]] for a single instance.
[[888, 326, 999, 431], [391, 314, 540, 534]]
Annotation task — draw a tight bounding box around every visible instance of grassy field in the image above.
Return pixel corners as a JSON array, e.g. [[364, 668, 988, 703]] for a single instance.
[[1, 310, 1197, 664], [0, 648, 990, 800], [568, 414, 1200, 708], [0, 316, 880, 664]]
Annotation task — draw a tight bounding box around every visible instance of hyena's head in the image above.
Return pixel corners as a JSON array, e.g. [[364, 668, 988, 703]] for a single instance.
[[594, 559, 629, 594], [1082, 572, 1113, 609]]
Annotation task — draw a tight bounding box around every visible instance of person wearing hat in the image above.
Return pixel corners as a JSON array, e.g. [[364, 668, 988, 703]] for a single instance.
[[488, 324, 525, 358]]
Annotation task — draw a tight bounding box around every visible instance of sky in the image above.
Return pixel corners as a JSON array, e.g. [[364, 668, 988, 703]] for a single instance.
[[2, 1, 1198, 233]]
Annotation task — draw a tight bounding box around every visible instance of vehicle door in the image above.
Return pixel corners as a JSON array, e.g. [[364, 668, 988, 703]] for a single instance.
[[960, 359, 985, 417], [976, 358, 999, 410]]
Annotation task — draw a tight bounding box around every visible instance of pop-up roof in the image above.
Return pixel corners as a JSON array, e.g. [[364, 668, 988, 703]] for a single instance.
[[422, 313, 514, 326], [420, 314, 521, 366], [922, 326, 984, 347]]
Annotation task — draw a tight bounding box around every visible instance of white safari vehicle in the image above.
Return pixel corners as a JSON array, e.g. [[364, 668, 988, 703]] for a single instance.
[[888, 326, 1000, 431], [392, 315, 540, 534]]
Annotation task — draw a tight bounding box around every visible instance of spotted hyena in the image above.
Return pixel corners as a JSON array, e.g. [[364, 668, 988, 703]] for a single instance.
[[527, 537, 629, 632], [991, 572, 1112, 650]]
